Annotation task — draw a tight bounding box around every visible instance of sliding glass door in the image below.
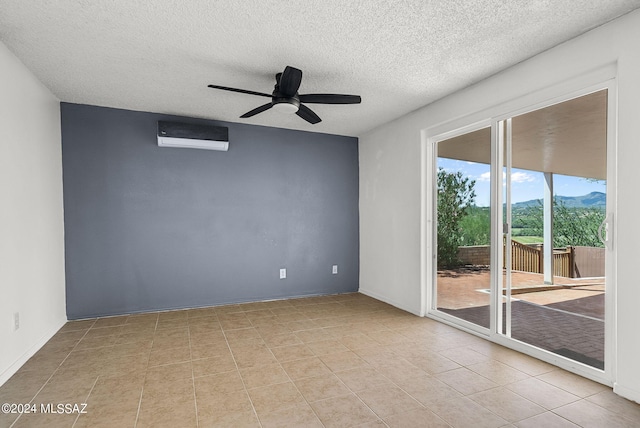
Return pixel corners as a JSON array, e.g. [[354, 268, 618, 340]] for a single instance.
[[503, 90, 609, 370], [434, 126, 493, 331], [431, 86, 614, 377]]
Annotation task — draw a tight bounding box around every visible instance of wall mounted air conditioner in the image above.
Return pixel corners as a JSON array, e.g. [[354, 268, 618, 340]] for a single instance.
[[157, 121, 229, 151]]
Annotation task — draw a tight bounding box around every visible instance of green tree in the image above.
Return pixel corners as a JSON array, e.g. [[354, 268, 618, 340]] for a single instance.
[[460, 206, 490, 246], [522, 197, 605, 248], [437, 168, 476, 268]]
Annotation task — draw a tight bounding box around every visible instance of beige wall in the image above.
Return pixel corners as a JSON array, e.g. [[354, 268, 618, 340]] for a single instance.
[[359, 9, 640, 402], [0, 42, 66, 385]]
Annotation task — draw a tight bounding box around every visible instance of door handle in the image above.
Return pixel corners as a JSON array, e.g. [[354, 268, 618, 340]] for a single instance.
[[598, 214, 613, 249]]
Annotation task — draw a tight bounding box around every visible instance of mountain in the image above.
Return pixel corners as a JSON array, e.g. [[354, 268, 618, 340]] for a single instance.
[[512, 192, 606, 209]]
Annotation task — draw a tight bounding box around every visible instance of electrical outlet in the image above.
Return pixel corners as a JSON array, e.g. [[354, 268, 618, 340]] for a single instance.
[[13, 312, 19, 331], [279, 268, 287, 279], [332, 265, 338, 274]]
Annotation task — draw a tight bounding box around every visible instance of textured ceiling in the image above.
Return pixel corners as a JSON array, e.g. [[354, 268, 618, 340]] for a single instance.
[[1, 1, 639, 137]]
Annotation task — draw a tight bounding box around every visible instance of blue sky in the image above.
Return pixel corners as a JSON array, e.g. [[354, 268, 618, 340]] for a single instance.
[[438, 158, 606, 207]]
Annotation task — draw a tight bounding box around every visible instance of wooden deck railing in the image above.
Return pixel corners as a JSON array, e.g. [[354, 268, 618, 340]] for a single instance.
[[507, 240, 542, 273], [504, 238, 574, 277], [553, 249, 574, 277]]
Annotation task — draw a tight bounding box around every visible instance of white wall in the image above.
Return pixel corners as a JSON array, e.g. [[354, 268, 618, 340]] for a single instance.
[[359, 10, 640, 402], [0, 42, 66, 385]]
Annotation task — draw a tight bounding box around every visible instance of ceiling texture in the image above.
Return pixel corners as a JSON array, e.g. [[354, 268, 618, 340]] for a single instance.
[[1, 0, 639, 137]]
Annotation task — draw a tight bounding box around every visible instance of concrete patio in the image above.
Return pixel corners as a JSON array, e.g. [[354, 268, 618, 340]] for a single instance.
[[437, 269, 605, 369]]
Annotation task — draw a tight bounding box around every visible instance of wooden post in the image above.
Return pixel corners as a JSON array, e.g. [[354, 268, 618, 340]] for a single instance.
[[569, 246, 575, 278]]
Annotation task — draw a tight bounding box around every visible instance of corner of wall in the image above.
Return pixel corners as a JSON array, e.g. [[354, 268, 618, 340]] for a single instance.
[[0, 42, 67, 386]]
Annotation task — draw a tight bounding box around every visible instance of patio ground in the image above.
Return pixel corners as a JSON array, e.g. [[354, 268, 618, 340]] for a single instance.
[[437, 268, 605, 369]]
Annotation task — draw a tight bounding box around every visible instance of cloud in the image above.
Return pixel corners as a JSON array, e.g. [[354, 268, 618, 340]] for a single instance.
[[477, 171, 537, 183], [511, 172, 537, 183], [478, 172, 492, 182]]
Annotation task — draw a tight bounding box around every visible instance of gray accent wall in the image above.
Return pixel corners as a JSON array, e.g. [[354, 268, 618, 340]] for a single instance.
[[61, 103, 359, 319]]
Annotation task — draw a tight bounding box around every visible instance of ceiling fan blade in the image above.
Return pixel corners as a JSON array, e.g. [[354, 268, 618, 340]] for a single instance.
[[279, 66, 303, 97], [296, 104, 321, 124], [208, 84, 271, 98], [240, 103, 273, 118], [298, 94, 362, 104]]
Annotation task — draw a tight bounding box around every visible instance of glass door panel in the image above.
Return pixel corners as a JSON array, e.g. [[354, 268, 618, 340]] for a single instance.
[[435, 127, 492, 329], [505, 90, 608, 369]]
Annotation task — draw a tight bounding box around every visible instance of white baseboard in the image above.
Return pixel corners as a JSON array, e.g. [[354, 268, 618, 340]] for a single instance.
[[0, 319, 66, 387], [613, 382, 640, 404], [359, 288, 421, 316]]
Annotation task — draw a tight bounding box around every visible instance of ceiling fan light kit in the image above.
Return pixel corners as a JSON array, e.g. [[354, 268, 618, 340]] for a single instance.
[[272, 98, 300, 114], [208, 66, 361, 124]]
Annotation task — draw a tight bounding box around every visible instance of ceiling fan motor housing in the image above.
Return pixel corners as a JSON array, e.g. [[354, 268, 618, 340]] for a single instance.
[[272, 96, 300, 114]]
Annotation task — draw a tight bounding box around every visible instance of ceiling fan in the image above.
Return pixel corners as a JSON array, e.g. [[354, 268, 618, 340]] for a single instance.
[[208, 66, 361, 124]]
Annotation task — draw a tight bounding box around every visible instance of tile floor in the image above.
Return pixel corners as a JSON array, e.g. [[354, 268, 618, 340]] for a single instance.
[[1, 293, 639, 427]]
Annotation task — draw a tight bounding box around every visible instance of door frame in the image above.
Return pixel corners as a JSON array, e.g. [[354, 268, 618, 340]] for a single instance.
[[422, 72, 617, 386]]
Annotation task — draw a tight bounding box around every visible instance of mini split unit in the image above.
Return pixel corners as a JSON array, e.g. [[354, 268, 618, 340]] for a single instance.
[[157, 121, 229, 151]]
